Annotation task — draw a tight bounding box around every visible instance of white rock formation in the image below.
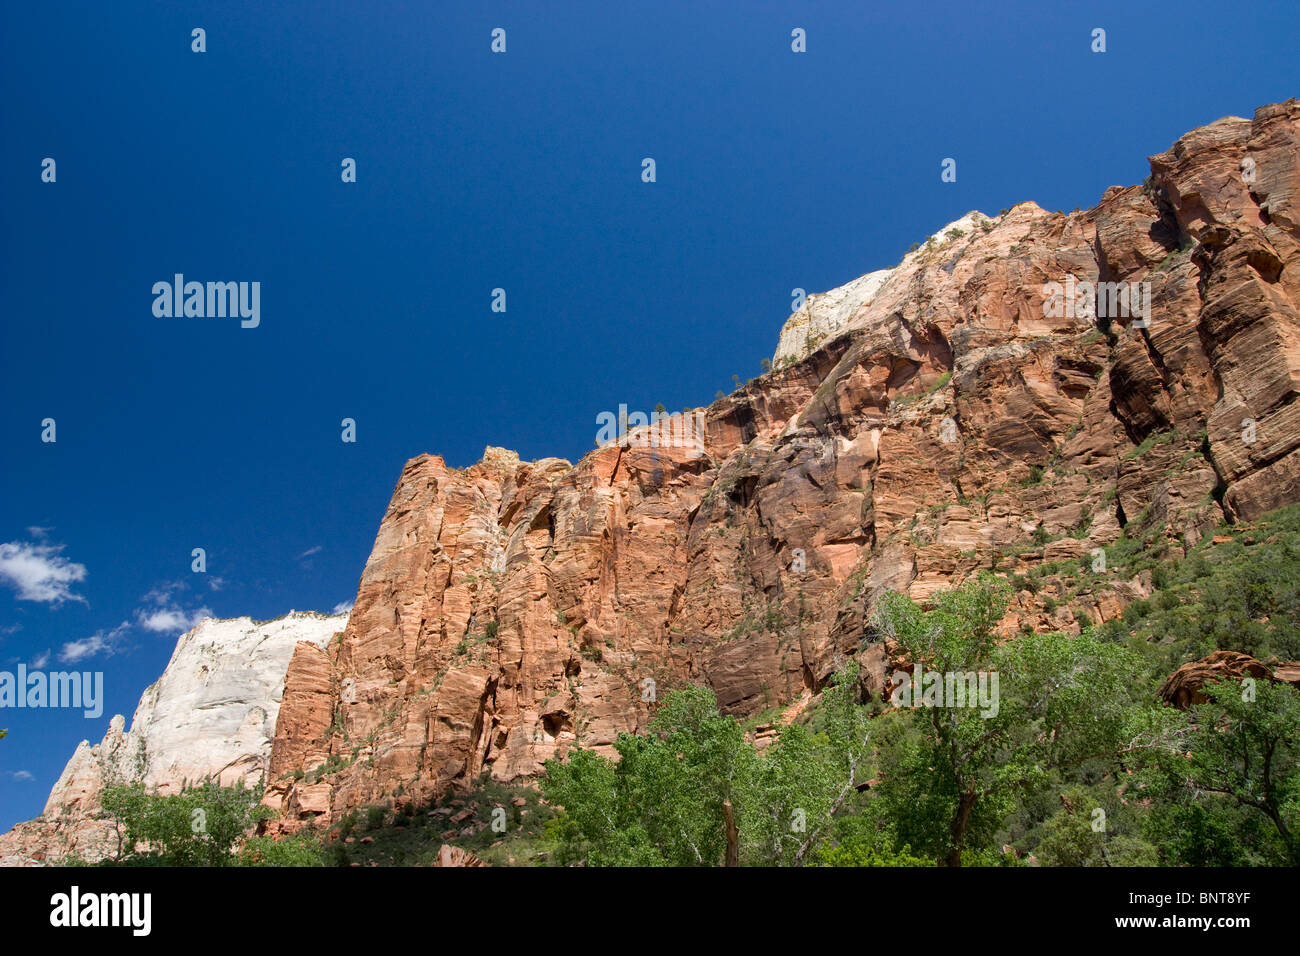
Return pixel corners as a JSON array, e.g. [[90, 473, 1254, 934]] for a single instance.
[[0, 610, 347, 864], [772, 210, 995, 365]]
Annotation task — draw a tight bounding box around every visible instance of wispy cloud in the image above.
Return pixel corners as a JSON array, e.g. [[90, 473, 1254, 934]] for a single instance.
[[5, 770, 34, 782], [134, 581, 211, 635], [207, 576, 226, 592], [60, 621, 130, 664], [331, 600, 354, 616], [141, 581, 185, 604], [30, 649, 50, 669], [53, 577, 211, 664], [135, 605, 212, 634], [0, 540, 87, 605], [297, 546, 323, 560]]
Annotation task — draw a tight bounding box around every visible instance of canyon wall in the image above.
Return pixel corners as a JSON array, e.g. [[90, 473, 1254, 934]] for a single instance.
[[6, 100, 1298, 858], [263, 101, 1300, 830]]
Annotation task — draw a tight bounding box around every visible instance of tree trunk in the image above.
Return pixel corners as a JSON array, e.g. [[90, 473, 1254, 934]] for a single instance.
[[945, 790, 978, 867], [722, 800, 739, 867]]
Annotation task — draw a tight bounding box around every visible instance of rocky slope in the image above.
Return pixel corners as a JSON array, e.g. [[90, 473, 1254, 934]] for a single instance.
[[0, 612, 346, 864], [257, 101, 1300, 832]]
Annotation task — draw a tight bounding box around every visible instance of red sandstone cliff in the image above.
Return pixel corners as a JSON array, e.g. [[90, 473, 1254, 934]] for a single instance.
[[260, 101, 1300, 831]]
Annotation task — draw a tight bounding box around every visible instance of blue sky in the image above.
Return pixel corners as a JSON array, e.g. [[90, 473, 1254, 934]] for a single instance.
[[1, 0, 1296, 829]]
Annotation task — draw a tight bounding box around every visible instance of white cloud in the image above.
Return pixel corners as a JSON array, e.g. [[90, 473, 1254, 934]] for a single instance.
[[30, 649, 50, 669], [60, 622, 130, 664], [141, 581, 186, 604], [133, 581, 211, 635], [298, 546, 323, 560], [0, 540, 87, 605], [135, 605, 212, 634], [7, 770, 34, 782], [207, 576, 226, 592], [331, 601, 354, 616]]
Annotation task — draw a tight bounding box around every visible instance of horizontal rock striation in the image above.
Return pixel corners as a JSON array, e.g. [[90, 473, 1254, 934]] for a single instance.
[[262, 102, 1300, 831]]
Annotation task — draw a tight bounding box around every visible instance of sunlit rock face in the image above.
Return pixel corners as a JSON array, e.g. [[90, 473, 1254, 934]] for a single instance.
[[256, 102, 1300, 833], [0, 612, 346, 864], [11, 101, 1300, 856]]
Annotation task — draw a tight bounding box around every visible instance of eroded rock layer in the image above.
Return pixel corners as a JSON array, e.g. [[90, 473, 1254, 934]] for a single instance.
[[261, 101, 1300, 830]]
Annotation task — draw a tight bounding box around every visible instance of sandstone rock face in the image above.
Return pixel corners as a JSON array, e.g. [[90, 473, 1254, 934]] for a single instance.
[[11, 103, 1300, 856], [1158, 650, 1300, 709], [0, 612, 346, 865], [256, 103, 1300, 832], [433, 844, 485, 867], [772, 212, 993, 366]]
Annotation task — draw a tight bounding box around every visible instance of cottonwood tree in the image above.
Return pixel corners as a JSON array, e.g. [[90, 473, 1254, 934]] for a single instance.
[[542, 685, 754, 866], [1142, 678, 1300, 866], [96, 780, 318, 866], [541, 674, 873, 867], [871, 574, 1142, 866], [738, 663, 873, 865], [542, 575, 1144, 867]]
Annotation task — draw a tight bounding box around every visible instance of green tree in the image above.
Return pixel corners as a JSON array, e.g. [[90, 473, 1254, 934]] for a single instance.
[[100, 782, 149, 862], [100, 780, 258, 865], [97, 779, 318, 866], [542, 669, 877, 867], [816, 832, 931, 867], [1032, 784, 1159, 866], [543, 685, 754, 866], [1143, 678, 1300, 865], [237, 834, 325, 866], [871, 574, 1142, 866], [739, 663, 873, 865]]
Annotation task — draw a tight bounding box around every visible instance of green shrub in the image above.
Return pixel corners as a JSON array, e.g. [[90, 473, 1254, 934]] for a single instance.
[[95, 780, 322, 867]]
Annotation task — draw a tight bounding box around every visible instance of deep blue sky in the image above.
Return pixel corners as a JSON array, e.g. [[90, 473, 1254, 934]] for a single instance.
[[1, 0, 1296, 829]]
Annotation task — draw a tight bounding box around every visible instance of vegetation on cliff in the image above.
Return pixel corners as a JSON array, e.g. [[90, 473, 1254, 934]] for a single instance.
[[67, 781, 322, 867]]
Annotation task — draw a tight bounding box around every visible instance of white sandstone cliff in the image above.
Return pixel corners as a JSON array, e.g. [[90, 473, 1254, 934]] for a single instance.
[[0, 610, 347, 865]]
